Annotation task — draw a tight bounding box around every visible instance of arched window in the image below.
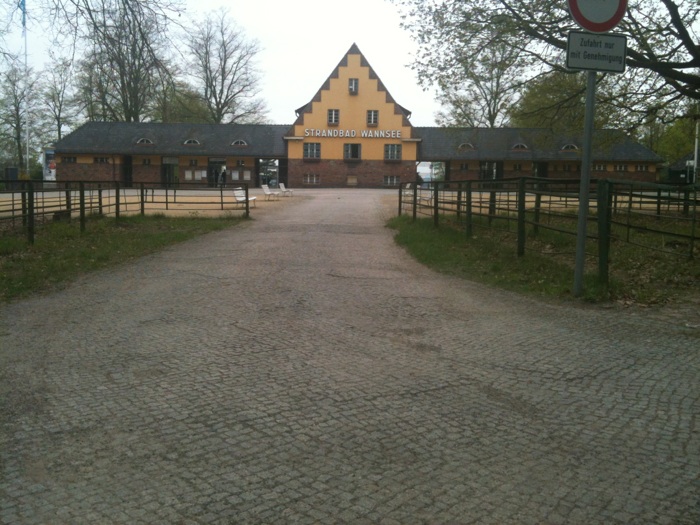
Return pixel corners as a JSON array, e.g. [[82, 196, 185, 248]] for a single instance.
[[231, 140, 248, 146], [512, 143, 529, 151], [136, 138, 153, 144], [184, 139, 200, 145], [561, 143, 579, 151], [458, 142, 476, 151]]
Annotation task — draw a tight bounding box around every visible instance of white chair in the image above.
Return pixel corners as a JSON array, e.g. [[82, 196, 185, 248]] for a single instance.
[[279, 183, 294, 197], [233, 188, 256, 207], [262, 184, 280, 201]]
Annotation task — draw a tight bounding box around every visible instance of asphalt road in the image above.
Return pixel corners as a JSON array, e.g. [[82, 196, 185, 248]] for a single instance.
[[1, 188, 698, 524]]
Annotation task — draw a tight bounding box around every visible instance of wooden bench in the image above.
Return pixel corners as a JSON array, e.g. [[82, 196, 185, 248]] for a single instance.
[[233, 188, 256, 207]]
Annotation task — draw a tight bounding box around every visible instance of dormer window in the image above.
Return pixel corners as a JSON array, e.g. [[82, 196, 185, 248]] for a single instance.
[[561, 143, 579, 151], [349, 78, 359, 95], [184, 139, 200, 145], [231, 140, 248, 146], [136, 138, 153, 145], [512, 143, 529, 151], [458, 142, 476, 151]]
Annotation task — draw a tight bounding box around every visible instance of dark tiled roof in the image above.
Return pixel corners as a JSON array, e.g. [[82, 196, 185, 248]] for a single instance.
[[55, 122, 291, 157], [414, 127, 664, 163]]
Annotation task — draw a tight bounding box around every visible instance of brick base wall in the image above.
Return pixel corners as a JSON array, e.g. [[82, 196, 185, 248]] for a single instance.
[[288, 160, 416, 188], [56, 163, 118, 183]]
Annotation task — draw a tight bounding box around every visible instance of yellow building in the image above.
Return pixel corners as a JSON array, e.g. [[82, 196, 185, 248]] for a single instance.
[[284, 43, 420, 187], [54, 44, 663, 188]]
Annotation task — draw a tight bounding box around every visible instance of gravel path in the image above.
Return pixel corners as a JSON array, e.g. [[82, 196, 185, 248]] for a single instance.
[[1, 188, 698, 524]]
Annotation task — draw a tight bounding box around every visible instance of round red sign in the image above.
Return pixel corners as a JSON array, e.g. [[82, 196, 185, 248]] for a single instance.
[[568, 0, 627, 33]]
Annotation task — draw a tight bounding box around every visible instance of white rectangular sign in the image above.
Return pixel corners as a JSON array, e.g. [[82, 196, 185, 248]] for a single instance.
[[566, 31, 627, 73]]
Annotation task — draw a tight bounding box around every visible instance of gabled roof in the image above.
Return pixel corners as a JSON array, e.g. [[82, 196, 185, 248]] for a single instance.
[[55, 122, 291, 157], [414, 127, 664, 163], [292, 43, 412, 128]]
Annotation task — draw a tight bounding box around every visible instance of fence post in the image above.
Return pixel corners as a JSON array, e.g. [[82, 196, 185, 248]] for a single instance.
[[433, 181, 439, 228], [517, 177, 526, 257], [27, 182, 35, 245], [98, 184, 103, 215], [115, 182, 121, 219], [398, 185, 403, 217], [690, 186, 697, 260], [21, 182, 28, 228], [456, 187, 462, 220], [597, 179, 611, 285], [79, 182, 86, 232], [411, 183, 418, 222], [488, 191, 496, 226], [533, 179, 542, 236], [140, 183, 145, 216], [465, 181, 473, 238], [244, 185, 250, 217], [65, 184, 72, 222]]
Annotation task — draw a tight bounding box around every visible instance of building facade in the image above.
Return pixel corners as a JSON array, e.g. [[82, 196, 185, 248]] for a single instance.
[[54, 44, 663, 188]]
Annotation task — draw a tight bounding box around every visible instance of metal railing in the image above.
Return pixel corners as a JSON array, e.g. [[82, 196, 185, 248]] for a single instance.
[[0, 180, 254, 244], [399, 178, 699, 284]]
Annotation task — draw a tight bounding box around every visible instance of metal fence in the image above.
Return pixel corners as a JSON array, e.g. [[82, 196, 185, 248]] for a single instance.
[[399, 178, 699, 284], [0, 180, 255, 244]]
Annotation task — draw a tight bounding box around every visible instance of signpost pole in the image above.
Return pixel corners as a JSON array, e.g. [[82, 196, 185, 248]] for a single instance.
[[573, 70, 597, 297]]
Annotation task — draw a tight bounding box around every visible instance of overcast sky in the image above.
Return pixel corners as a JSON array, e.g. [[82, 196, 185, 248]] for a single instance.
[[184, 0, 441, 126], [8, 0, 442, 126]]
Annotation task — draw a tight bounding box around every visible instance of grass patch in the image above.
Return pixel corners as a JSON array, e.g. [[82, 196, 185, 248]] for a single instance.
[[388, 215, 700, 306], [0, 214, 242, 302]]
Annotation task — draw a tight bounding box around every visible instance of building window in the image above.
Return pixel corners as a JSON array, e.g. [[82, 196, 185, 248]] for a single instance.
[[189, 159, 198, 167], [94, 157, 109, 164], [137, 138, 153, 145], [303, 173, 320, 185], [458, 142, 476, 151], [367, 110, 379, 126], [303, 143, 321, 159], [143, 158, 151, 165], [513, 163, 523, 171], [184, 139, 200, 145], [62, 156, 76, 163], [327, 109, 340, 125], [236, 160, 245, 167], [512, 143, 529, 151], [384, 175, 400, 187], [563, 163, 574, 172], [635, 164, 649, 172], [593, 164, 606, 171], [344, 143, 361, 161], [231, 140, 248, 146], [562, 143, 578, 151], [615, 164, 627, 172], [459, 163, 468, 171], [384, 144, 402, 161], [349, 78, 359, 94]]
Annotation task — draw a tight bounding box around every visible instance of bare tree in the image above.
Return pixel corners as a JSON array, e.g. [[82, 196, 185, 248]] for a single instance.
[[74, 5, 171, 122], [40, 53, 78, 140], [0, 57, 40, 172], [434, 39, 524, 127], [187, 9, 267, 124]]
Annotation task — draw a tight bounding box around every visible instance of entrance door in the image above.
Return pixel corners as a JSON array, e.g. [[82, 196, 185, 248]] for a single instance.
[[160, 157, 179, 187], [122, 155, 133, 188]]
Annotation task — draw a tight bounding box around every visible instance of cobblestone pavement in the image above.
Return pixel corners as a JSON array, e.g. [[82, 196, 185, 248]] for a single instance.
[[1, 189, 699, 524]]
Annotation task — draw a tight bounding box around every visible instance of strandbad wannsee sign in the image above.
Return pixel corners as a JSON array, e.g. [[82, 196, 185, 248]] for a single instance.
[[304, 128, 403, 139]]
